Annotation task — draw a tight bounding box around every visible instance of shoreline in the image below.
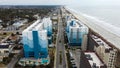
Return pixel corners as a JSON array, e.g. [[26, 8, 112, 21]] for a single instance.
[[65, 7, 120, 51]]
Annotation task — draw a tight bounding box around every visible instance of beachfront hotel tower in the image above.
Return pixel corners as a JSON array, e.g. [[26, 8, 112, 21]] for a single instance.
[[22, 19, 48, 59], [66, 19, 88, 46], [19, 17, 52, 66]]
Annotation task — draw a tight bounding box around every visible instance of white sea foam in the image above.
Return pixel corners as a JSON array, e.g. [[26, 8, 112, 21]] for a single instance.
[[82, 13, 120, 36]]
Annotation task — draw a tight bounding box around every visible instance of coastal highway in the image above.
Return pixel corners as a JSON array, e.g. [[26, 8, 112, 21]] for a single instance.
[[54, 8, 67, 68]]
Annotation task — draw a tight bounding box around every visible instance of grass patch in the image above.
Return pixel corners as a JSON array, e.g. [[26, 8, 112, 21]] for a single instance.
[[0, 63, 6, 66], [2, 57, 12, 65], [0, 32, 12, 37]]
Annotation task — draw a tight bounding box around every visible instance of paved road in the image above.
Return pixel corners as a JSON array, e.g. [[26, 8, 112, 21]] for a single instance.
[[0, 30, 22, 33], [54, 8, 67, 68], [70, 49, 81, 68], [7, 55, 19, 68], [7, 49, 23, 68], [0, 34, 11, 43]]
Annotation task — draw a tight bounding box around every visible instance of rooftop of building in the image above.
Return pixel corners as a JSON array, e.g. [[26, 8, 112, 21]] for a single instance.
[[91, 35, 111, 49], [42, 17, 52, 24], [23, 19, 41, 32], [68, 19, 88, 29], [0, 43, 11, 48], [84, 52, 104, 68], [67, 19, 89, 34], [23, 17, 52, 32]]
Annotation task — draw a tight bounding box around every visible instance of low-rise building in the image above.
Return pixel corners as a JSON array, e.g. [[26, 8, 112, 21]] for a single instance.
[[51, 13, 58, 21], [80, 51, 107, 68], [0, 43, 12, 62], [88, 34, 117, 68]]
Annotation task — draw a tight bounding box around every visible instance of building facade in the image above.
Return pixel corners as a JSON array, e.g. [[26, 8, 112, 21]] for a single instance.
[[20, 17, 52, 66], [88, 34, 117, 68], [80, 51, 107, 68], [42, 17, 52, 44], [43, 17, 52, 37], [22, 19, 48, 59], [0, 43, 12, 62], [66, 19, 88, 46]]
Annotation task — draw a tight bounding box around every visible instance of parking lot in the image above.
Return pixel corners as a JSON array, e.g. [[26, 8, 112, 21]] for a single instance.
[[69, 49, 81, 68]]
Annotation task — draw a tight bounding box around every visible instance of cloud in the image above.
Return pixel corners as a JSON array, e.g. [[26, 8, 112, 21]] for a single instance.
[[0, 0, 59, 5], [0, 0, 78, 5], [0, 0, 7, 2], [0, 0, 120, 6]]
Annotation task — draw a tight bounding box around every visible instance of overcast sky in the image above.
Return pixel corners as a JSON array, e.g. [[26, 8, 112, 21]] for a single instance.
[[0, 0, 120, 6]]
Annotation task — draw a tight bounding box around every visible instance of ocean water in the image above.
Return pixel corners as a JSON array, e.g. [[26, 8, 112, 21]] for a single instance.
[[69, 6, 120, 27], [68, 6, 120, 36]]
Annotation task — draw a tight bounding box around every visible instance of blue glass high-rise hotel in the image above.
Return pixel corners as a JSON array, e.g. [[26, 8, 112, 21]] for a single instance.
[[66, 15, 88, 47], [19, 17, 52, 66]]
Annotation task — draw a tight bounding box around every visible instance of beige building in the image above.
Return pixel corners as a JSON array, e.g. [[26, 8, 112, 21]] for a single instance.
[[81, 34, 88, 51], [115, 51, 120, 68], [84, 52, 106, 68], [91, 35, 117, 68]]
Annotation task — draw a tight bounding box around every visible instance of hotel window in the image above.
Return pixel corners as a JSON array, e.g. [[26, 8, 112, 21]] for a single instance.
[[29, 52, 34, 57]]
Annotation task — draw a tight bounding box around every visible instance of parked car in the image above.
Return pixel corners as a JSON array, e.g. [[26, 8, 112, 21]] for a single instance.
[[72, 65, 77, 68]]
